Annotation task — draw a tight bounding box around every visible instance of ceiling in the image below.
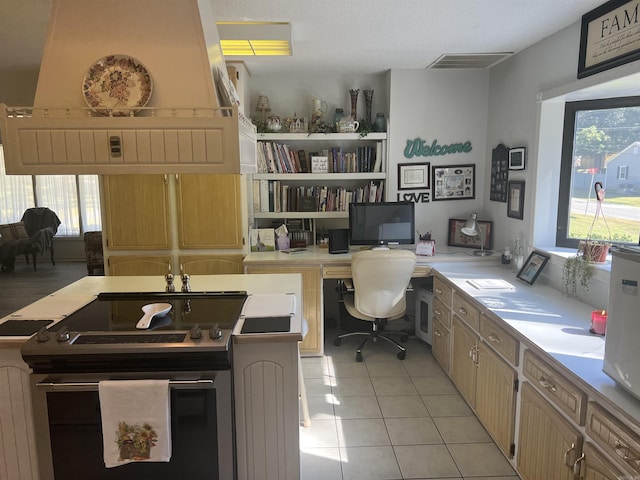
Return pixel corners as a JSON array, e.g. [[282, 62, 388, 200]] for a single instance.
[[0, 0, 606, 102]]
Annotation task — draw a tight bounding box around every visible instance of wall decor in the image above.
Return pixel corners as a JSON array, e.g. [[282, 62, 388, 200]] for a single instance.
[[398, 162, 430, 190], [516, 250, 550, 285], [432, 164, 475, 201], [404, 138, 472, 158], [310, 156, 328, 173], [396, 191, 430, 203], [578, 0, 640, 78], [508, 147, 526, 170], [507, 180, 525, 219], [447, 218, 493, 250], [490, 144, 509, 202]]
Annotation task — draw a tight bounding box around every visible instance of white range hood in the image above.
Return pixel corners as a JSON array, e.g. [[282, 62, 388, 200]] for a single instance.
[[0, 0, 256, 175]]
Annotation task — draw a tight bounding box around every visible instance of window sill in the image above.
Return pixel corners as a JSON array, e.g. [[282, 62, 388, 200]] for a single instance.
[[535, 245, 611, 276]]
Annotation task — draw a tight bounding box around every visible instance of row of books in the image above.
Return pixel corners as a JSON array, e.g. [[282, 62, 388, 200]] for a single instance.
[[257, 142, 382, 174], [253, 179, 384, 213]]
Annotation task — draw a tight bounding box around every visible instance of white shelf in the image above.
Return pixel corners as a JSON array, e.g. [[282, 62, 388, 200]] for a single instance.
[[253, 172, 386, 181], [253, 211, 348, 219], [258, 132, 386, 141]]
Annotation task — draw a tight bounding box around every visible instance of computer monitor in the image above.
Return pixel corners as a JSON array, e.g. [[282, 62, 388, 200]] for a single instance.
[[348, 201, 415, 246]]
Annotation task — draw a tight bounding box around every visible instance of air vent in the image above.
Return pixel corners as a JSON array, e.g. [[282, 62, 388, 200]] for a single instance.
[[427, 53, 512, 69]]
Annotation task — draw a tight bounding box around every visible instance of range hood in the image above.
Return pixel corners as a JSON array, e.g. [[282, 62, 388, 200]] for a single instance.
[[0, 0, 256, 175]]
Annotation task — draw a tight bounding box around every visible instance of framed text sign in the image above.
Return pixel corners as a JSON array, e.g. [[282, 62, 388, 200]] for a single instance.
[[578, 0, 640, 78]]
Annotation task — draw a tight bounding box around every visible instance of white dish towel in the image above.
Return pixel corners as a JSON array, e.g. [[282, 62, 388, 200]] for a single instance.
[[98, 379, 172, 468]]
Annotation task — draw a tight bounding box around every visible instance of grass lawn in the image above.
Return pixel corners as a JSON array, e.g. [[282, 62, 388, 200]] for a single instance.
[[569, 213, 639, 243]]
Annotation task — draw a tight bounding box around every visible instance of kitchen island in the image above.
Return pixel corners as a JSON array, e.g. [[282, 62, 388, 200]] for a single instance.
[[0, 273, 303, 480]]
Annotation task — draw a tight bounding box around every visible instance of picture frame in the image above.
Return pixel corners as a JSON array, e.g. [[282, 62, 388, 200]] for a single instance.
[[310, 156, 328, 173], [447, 218, 493, 250], [490, 144, 509, 202], [398, 162, 430, 190], [578, 0, 640, 78], [432, 164, 475, 201], [250, 228, 276, 252], [508, 147, 526, 170], [507, 180, 525, 219], [516, 251, 550, 285]]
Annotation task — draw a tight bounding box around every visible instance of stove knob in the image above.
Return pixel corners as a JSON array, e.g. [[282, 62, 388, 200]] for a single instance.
[[189, 324, 202, 340], [56, 326, 70, 342], [36, 327, 50, 343], [209, 324, 223, 340]]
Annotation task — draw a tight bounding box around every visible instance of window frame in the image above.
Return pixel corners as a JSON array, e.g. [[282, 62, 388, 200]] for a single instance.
[[556, 95, 640, 249]]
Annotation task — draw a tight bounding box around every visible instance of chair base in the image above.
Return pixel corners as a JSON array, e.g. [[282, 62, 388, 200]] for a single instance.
[[334, 319, 409, 362]]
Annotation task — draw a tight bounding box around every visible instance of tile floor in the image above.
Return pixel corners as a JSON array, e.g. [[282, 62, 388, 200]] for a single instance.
[[299, 330, 521, 480]]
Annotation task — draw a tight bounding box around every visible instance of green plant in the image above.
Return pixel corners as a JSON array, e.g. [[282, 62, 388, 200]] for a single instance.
[[116, 421, 158, 459], [357, 120, 373, 138], [562, 254, 595, 297], [251, 117, 269, 133]]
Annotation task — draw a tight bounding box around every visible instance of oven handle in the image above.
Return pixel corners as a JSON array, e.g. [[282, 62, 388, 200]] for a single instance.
[[35, 379, 215, 392]]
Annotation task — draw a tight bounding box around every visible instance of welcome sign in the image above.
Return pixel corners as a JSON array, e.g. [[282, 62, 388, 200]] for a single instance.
[[404, 138, 472, 158]]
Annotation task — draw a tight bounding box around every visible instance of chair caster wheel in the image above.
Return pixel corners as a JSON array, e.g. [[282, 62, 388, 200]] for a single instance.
[[401, 335, 409, 343], [397, 351, 406, 360], [356, 352, 363, 362], [333, 338, 342, 346]]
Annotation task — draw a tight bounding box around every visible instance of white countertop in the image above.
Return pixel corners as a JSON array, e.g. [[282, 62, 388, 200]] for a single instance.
[[0, 274, 304, 347], [432, 261, 640, 424]]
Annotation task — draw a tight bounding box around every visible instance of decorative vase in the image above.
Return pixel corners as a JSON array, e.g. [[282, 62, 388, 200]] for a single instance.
[[333, 108, 345, 132], [363, 89, 374, 125], [348, 89, 359, 121], [373, 113, 386, 132]]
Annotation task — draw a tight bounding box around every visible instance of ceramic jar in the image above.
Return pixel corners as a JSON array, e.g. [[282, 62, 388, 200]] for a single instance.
[[337, 116, 360, 133], [373, 113, 386, 132]]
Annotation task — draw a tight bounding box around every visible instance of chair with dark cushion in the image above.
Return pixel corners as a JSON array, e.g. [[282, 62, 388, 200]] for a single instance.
[[20, 207, 61, 270], [83, 231, 104, 275]]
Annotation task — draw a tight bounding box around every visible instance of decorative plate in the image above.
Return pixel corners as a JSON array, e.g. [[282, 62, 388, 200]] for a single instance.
[[82, 55, 153, 116]]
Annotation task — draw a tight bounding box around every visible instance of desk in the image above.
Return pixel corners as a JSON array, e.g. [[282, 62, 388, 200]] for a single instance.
[[244, 246, 480, 355]]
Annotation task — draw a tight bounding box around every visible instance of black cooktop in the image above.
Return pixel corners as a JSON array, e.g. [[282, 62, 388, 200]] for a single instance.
[[50, 291, 248, 333]]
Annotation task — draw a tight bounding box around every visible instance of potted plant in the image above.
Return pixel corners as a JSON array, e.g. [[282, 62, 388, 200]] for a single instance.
[[116, 421, 158, 460], [562, 182, 611, 297]]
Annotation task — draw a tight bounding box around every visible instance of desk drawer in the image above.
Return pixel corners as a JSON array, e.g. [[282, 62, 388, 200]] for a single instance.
[[323, 265, 352, 279], [479, 314, 519, 366], [433, 277, 453, 307], [586, 401, 640, 477], [523, 349, 586, 425], [452, 292, 479, 331], [432, 296, 451, 329]]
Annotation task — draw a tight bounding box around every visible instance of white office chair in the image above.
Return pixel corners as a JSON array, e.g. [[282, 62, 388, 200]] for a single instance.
[[334, 249, 417, 362]]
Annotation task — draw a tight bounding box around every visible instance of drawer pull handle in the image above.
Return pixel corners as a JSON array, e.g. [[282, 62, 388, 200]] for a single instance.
[[458, 307, 468, 316], [435, 288, 443, 294], [573, 453, 585, 476], [434, 308, 442, 316], [563, 443, 576, 466], [539, 376, 557, 392], [615, 440, 640, 465], [434, 330, 442, 338], [488, 333, 501, 343]]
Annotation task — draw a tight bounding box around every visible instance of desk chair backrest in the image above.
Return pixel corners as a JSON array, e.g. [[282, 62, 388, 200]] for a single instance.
[[351, 249, 417, 319]]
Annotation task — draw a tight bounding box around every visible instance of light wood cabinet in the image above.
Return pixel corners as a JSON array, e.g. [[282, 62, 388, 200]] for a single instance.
[[450, 316, 478, 407], [475, 341, 517, 457], [432, 296, 451, 329], [431, 317, 450, 374], [245, 264, 323, 355], [518, 382, 583, 480], [108, 255, 172, 276], [578, 442, 633, 480], [179, 254, 244, 275], [479, 313, 519, 366], [452, 291, 480, 330], [433, 276, 453, 306]]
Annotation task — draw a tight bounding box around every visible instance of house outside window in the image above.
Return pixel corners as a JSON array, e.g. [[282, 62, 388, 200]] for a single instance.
[[557, 97, 640, 248]]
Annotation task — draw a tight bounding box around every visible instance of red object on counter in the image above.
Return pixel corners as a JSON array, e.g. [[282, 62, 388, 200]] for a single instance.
[[590, 310, 607, 335]]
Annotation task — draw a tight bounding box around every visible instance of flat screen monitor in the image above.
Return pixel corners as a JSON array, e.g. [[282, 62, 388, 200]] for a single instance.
[[348, 201, 415, 246]]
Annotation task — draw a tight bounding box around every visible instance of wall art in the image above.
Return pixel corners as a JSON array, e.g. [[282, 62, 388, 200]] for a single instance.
[[507, 180, 525, 219], [490, 144, 509, 202], [398, 162, 430, 190], [447, 218, 493, 250], [432, 164, 475, 201]]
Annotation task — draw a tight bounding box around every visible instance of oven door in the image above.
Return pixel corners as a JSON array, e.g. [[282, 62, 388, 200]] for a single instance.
[[30, 371, 234, 480]]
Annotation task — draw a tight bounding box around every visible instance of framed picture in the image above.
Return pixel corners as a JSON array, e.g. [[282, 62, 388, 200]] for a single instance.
[[250, 228, 275, 252], [447, 218, 493, 250], [310, 156, 328, 173], [490, 144, 509, 202], [578, 0, 640, 78], [507, 180, 525, 219], [517, 251, 550, 285], [432, 164, 475, 201], [398, 162, 430, 190], [508, 147, 526, 170]]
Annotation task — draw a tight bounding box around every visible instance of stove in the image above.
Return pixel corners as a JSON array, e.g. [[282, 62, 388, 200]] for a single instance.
[[21, 291, 248, 373]]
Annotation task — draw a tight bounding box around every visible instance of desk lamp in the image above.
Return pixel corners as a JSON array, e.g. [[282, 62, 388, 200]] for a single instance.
[[461, 213, 493, 256]]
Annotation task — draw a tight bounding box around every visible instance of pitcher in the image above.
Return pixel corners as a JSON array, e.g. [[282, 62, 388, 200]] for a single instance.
[[312, 98, 328, 118]]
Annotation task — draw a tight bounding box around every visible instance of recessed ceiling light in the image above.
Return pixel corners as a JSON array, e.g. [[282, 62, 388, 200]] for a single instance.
[[217, 22, 292, 56]]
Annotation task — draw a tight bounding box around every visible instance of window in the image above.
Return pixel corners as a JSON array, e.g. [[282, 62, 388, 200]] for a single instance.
[[0, 146, 102, 236], [557, 97, 640, 248]]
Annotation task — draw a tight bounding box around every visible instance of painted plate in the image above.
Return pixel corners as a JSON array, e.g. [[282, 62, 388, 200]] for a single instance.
[[82, 55, 153, 116]]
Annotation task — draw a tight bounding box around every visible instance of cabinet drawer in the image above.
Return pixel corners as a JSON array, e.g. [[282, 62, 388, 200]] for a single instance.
[[523, 350, 586, 425], [452, 292, 479, 331], [323, 265, 352, 279], [479, 314, 519, 366], [433, 277, 453, 306], [432, 317, 450, 374], [581, 442, 634, 480], [432, 296, 451, 329], [586, 401, 640, 477]]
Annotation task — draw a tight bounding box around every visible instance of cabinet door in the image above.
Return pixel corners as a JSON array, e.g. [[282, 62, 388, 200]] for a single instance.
[[581, 442, 631, 480], [432, 317, 450, 374], [103, 175, 171, 249], [108, 255, 172, 276], [176, 174, 243, 249], [450, 316, 478, 407], [179, 254, 244, 275], [476, 342, 517, 458], [245, 265, 323, 355], [518, 382, 583, 480]]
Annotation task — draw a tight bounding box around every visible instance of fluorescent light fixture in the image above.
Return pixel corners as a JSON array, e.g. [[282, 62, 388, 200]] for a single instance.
[[217, 22, 292, 56]]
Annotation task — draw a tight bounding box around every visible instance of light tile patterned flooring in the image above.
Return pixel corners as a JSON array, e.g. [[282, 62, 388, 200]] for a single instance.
[[299, 331, 521, 480]]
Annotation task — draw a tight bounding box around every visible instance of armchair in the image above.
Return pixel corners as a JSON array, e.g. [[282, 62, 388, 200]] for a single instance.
[[333, 249, 416, 361], [20, 207, 61, 270]]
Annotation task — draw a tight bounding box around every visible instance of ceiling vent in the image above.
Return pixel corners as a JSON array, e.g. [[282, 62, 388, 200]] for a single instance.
[[427, 53, 513, 69]]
